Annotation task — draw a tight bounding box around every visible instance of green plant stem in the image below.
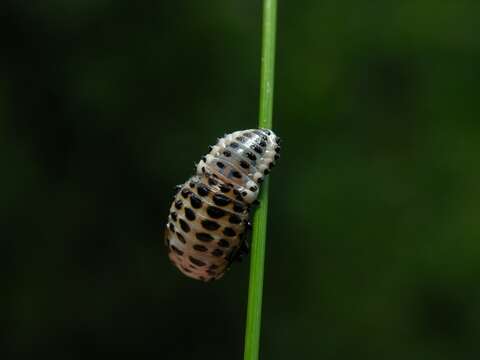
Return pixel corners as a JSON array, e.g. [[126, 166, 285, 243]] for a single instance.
[[243, 0, 277, 359]]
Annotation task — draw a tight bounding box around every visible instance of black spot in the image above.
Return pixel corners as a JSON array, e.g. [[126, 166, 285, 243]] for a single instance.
[[247, 152, 257, 161], [240, 160, 250, 169], [209, 264, 219, 269], [217, 161, 225, 169], [168, 223, 175, 231], [176, 232, 186, 243], [197, 184, 209, 197], [213, 194, 231, 206], [171, 245, 183, 255], [257, 177, 264, 184], [202, 220, 220, 231], [184, 207, 196, 221], [231, 170, 242, 179], [251, 144, 263, 154], [174, 200, 183, 210], [170, 212, 177, 221], [179, 219, 190, 232], [212, 249, 224, 257], [223, 227, 236, 237], [264, 130, 271, 135], [201, 166, 205, 173], [189, 256, 206, 267], [208, 177, 217, 186], [181, 266, 192, 273], [181, 188, 191, 199], [268, 162, 274, 169], [196, 233, 214, 242], [241, 191, 247, 196], [218, 239, 230, 248], [223, 150, 232, 157], [236, 136, 246, 143], [220, 184, 230, 193], [208, 145, 213, 151], [229, 142, 240, 149], [263, 169, 270, 175], [233, 189, 240, 195], [190, 194, 202, 209], [207, 206, 226, 219], [259, 140, 267, 147], [274, 154, 280, 160], [202, 156, 207, 162], [193, 244, 208, 252], [243, 132, 253, 138], [189, 181, 195, 188], [228, 214, 242, 224], [233, 203, 246, 213], [275, 146, 281, 153], [249, 186, 257, 192], [261, 135, 268, 141]]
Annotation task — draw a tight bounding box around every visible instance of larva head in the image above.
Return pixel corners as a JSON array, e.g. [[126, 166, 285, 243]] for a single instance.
[[195, 128, 280, 204]]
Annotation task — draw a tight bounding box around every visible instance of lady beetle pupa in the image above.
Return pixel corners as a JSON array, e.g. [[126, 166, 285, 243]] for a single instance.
[[165, 128, 281, 282]]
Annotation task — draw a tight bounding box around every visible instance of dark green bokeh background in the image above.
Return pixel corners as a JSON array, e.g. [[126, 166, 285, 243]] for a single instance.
[[2, 0, 480, 358]]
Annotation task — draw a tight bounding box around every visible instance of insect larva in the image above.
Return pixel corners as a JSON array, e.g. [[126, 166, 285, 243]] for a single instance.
[[165, 128, 281, 281]]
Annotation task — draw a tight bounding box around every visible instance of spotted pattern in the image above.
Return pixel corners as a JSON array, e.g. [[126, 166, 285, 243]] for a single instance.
[[166, 128, 281, 282]]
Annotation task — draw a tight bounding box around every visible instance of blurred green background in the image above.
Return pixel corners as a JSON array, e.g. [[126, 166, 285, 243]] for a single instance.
[[2, 0, 480, 358]]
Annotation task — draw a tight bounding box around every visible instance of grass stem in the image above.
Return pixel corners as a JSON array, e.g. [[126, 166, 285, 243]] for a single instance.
[[243, 0, 277, 359]]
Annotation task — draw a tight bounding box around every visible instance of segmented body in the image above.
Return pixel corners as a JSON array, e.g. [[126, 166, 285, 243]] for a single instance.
[[165, 128, 281, 281]]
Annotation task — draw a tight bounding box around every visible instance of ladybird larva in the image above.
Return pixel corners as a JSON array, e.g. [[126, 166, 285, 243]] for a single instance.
[[165, 128, 281, 281]]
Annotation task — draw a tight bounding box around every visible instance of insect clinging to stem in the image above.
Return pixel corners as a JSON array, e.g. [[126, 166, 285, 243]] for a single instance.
[[165, 128, 281, 282]]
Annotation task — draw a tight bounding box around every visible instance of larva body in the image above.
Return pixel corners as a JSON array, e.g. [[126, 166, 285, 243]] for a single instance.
[[165, 128, 281, 281]]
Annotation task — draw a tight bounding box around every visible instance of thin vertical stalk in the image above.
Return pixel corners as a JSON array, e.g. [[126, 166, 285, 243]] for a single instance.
[[243, 0, 277, 359]]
